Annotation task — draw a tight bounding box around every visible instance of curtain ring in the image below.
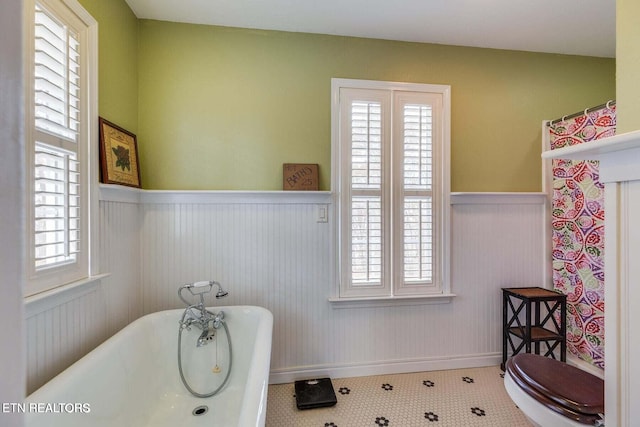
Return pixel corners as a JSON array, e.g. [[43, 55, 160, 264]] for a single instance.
[[561, 115, 567, 123], [584, 108, 590, 117], [606, 100, 613, 109]]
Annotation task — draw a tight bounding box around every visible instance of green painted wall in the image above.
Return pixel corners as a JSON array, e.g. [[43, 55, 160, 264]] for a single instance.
[[137, 21, 614, 191], [78, 0, 138, 134], [617, 0, 640, 133]]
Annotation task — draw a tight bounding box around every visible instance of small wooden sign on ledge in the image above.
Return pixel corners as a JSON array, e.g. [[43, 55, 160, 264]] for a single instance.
[[283, 163, 319, 191]]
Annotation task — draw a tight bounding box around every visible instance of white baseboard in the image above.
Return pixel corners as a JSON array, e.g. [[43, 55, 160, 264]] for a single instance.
[[268, 353, 502, 384]]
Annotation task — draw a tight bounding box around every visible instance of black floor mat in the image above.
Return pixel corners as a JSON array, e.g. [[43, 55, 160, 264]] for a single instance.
[[294, 378, 338, 410]]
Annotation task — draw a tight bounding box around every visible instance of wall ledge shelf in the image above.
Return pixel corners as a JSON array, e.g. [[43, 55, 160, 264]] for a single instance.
[[542, 128, 640, 160], [99, 184, 332, 204], [542, 129, 640, 183], [450, 192, 546, 205], [100, 186, 552, 206]]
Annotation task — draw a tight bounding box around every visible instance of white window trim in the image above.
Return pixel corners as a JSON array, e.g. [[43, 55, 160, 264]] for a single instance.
[[330, 78, 453, 305], [24, 0, 99, 297]]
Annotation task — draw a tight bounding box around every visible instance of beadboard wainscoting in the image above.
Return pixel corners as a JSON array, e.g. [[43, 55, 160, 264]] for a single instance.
[[24, 197, 142, 394], [25, 280, 106, 394], [139, 191, 546, 383], [98, 200, 144, 334], [24, 188, 546, 393]]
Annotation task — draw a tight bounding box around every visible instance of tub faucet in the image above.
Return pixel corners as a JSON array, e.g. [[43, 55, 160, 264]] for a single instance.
[[179, 281, 228, 305], [178, 281, 228, 347]]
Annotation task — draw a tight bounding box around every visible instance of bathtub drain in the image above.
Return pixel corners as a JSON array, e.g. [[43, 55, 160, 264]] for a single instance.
[[192, 405, 208, 416]]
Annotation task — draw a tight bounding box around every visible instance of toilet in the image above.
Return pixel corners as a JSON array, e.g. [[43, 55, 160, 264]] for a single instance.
[[504, 353, 604, 427]]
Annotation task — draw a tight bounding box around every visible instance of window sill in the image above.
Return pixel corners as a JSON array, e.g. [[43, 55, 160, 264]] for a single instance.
[[328, 293, 456, 309], [24, 274, 110, 317]]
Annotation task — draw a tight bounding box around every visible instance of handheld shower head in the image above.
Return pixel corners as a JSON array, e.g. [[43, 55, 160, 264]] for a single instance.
[[213, 281, 228, 299]]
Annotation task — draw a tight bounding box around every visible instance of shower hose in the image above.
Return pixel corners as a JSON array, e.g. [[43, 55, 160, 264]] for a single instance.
[[177, 320, 233, 398]]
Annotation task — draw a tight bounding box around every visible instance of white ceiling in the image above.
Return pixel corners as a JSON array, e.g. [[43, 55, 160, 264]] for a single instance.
[[125, 0, 615, 58]]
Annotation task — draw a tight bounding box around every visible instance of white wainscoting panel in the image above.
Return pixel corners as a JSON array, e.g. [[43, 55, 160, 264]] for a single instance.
[[451, 202, 546, 356], [25, 284, 105, 394], [25, 199, 141, 394], [24, 191, 546, 392], [98, 200, 143, 334], [139, 193, 545, 383]]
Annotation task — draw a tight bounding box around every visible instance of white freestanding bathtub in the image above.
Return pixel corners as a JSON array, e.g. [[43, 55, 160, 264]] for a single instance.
[[25, 305, 273, 427]]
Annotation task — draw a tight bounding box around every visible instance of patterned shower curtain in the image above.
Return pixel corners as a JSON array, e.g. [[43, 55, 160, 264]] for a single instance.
[[548, 104, 615, 370]]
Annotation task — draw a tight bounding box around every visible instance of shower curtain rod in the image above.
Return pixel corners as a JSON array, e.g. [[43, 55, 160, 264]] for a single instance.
[[547, 100, 616, 125]]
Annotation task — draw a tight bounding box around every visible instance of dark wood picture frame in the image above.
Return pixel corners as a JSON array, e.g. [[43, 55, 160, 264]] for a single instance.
[[99, 117, 141, 188]]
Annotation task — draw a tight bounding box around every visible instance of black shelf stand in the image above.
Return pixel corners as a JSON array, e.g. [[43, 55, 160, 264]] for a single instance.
[[501, 287, 567, 370]]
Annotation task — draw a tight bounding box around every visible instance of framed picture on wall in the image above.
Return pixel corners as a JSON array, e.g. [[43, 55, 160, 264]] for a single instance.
[[99, 117, 141, 188]]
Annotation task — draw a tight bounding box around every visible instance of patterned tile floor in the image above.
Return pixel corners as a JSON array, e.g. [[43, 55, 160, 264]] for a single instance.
[[266, 366, 534, 427]]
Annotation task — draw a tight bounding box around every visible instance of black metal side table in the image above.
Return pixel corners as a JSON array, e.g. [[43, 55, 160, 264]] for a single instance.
[[501, 287, 567, 370]]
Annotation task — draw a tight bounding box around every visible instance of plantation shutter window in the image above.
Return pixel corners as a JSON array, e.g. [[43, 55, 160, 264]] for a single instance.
[[402, 103, 434, 286], [34, 4, 80, 142], [392, 92, 443, 295], [334, 80, 451, 300], [339, 89, 392, 297], [26, 0, 97, 296], [350, 99, 384, 287], [34, 144, 80, 268]]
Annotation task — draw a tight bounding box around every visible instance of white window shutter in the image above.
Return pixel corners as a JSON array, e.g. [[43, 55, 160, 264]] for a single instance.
[[339, 89, 391, 297], [34, 4, 80, 142], [333, 79, 450, 300], [401, 102, 434, 285], [34, 144, 80, 269], [32, 3, 82, 273], [394, 92, 442, 295], [27, 0, 96, 295], [350, 101, 383, 285]]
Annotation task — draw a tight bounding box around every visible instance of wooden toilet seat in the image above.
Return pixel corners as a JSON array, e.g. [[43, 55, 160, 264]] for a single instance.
[[505, 353, 604, 425]]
